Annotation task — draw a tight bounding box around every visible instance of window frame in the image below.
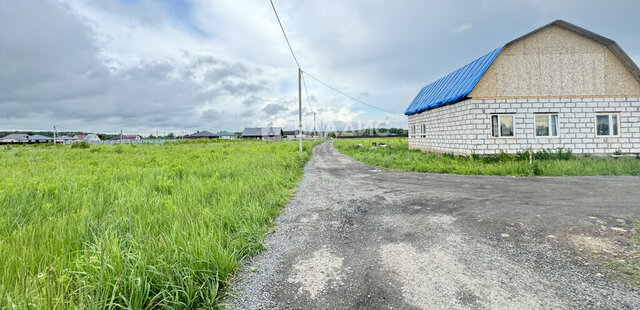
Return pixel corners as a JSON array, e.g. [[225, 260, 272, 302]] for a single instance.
[[490, 114, 516, 138], [594, 112, 621, 137], [412, 124, 416, 137], [534, 113, 559, 138], [421, 123, 426, 138]]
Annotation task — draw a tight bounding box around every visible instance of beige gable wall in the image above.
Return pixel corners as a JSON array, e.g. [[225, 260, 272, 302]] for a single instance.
[[469, 25, 640, 98]]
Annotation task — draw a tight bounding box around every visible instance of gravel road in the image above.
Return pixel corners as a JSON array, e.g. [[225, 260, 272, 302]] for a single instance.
[[225, 141, 640, 309]]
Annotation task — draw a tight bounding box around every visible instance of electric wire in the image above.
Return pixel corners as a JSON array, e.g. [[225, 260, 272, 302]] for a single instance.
[[302, 71, 404, 116], [270, 1, 402, 117], [269, 0, 301, 69]]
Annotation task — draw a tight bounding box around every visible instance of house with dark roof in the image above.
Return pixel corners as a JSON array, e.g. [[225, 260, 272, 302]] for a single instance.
[[242, 127, 284, 141], [18, 135, 54, 143], [186, 131, 219, 139], [406, 20, 640, 155]]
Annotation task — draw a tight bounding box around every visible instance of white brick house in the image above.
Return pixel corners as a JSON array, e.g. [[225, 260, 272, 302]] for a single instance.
[[406, 20, 640, 155]]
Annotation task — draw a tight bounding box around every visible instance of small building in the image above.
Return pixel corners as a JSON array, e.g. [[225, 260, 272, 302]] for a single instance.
[[242, 127, 284, 141], [186, 131, 219, 139], [406, 20, 640, 155], [1, 134, 28, 142], [73, 134, 87, 140], [216, 131, 237, 140], [84, 134, 101, 142], [19, 135, 54, 143], [122, 134, 142, 140]]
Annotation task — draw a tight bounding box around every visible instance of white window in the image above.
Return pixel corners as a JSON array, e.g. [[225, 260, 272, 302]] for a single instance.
[[421, 124, 426, 138], [412, 124, 416, 137], [595, 113, 620, 137], [491, 114, 515, 138], [535, 114, 559, 137]]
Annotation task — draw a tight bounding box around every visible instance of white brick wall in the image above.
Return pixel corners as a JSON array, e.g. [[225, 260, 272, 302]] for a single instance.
[[407, 97, 640, 155]]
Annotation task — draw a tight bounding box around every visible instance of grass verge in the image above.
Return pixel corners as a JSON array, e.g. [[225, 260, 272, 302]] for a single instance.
[[334, 138, 640, 176], [606, 220, 640, 286], [0, 139, 321, 309]]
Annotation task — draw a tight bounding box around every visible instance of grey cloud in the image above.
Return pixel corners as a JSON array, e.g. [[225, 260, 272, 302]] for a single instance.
[[262, 103, 288, 115], [0, 0, 268, 132]]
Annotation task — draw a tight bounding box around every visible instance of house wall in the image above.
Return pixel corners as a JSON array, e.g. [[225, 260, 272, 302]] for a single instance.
[[470, 25, 640, 98], [407, 100, 477, 154], [408, 97, 640, 155]]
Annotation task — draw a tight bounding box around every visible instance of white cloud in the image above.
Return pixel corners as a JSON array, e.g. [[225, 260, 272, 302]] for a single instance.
[[452, 23, 473, 33]]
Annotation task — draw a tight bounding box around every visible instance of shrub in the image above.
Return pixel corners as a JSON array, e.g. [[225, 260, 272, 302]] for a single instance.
[[71, 141, 90, 149], [498, 151, 516, 162], [614, 149, 623, 155]]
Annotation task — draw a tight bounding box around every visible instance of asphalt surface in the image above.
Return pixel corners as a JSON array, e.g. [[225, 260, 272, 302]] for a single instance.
[[226, 141, 640, 309]]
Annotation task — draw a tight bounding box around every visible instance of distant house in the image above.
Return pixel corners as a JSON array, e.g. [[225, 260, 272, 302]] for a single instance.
[[84, 134, 101, 142], [283, 130, 297, 137], [242, 127, 284, 141], [56, 136, 76, 141], [1, 134, 28, 142], [19, 135, 54, 143], [187, 131, 219, 139], [406, 20, 640, 155], [74, 134, 87, 140], [216, 131, 237, 140], [122, 134, 142, 140]]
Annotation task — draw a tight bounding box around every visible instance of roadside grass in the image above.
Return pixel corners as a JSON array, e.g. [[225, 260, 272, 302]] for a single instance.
[[334, 138, 640, 176], [606, 220, 640, 286], [0, 139, 320, 309]]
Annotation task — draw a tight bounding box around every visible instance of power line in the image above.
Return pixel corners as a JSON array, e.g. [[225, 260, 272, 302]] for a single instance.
[[301, 72, 314, 113], [269, 1, 402, 118], [302, 71, 404, 116], [269, 0, 301, 69]]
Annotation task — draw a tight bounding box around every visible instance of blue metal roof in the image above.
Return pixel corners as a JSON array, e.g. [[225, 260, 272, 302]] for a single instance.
[[405, 47, 502, 115]]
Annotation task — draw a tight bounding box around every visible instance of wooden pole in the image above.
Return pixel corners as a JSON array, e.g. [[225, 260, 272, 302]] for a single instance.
[[529, 146, 533, 164]]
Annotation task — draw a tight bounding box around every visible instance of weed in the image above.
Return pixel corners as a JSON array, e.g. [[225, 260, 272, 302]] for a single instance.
[[334, 138, 640, 176], [0, 139, 321, 308]]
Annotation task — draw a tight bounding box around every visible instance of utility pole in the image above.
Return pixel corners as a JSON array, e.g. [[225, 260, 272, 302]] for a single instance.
[[53, 126, 57, 144], [298, 68, 302, 151], [320, 120, 323, 138], [313, 112, 316, 137]]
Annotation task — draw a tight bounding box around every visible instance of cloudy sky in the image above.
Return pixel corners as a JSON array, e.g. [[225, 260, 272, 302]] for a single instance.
[[1, 0, 639, 134]]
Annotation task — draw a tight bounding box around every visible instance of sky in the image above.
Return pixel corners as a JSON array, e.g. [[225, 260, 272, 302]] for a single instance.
[[1, 0, 639, 134]]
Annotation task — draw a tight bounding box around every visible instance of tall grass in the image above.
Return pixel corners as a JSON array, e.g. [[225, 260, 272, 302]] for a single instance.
[[334, 138, 640, 176], [0, 140, 320, 308]]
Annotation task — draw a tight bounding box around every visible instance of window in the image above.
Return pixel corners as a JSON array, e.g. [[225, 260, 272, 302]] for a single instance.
[[535, 114, 559, 137], [421, 124, 426, 138], [595, 113, 619, 136], [412, 124, 416, 137], [491, 114, 515, 138]]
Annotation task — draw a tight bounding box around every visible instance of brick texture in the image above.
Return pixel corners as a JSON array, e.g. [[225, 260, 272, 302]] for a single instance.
[[407, 97, 640, 155]]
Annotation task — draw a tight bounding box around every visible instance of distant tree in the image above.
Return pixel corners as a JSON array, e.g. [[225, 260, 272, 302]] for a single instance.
[[167, 132, 175, 138]]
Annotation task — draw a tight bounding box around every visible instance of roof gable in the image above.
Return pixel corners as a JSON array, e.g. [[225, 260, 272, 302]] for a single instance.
[[406, 20, 640, 116], [506, 20, 640, 85]]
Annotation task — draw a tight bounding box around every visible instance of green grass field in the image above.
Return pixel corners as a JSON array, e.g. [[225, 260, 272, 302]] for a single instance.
[[0, 140, 319, 309], [334, 137, 640, 176]]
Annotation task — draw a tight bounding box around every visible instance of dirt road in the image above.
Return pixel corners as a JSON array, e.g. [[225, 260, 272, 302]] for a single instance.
[[226, 141, 640, 309]]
